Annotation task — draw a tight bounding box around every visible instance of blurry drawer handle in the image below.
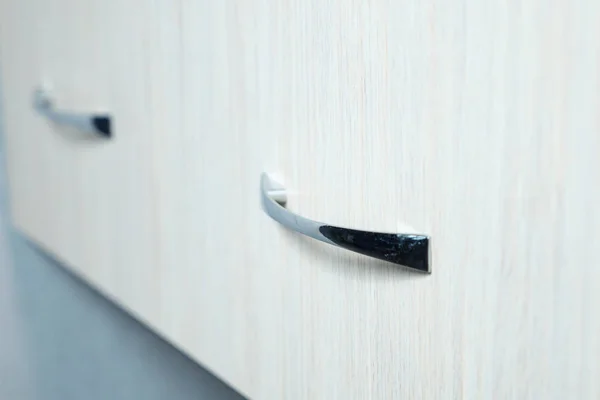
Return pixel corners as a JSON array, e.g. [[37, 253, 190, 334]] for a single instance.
[[33, 88, 112, 138], [261, 173, 431, 273]]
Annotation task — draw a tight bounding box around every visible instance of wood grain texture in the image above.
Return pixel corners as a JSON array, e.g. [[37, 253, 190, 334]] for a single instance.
[[1, 0, 599, 399]]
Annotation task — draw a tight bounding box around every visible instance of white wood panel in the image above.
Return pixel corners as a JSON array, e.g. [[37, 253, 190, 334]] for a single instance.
[[156, 0, 600, 398], [2, 0, 599, 399], [0, 0, 111, 271], [0, 0, 162, 320]]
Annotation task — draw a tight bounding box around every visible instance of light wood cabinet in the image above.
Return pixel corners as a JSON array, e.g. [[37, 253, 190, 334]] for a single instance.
[[1, 1, 598, 398]]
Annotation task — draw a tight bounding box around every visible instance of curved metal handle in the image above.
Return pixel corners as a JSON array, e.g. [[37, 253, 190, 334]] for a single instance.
[[261, 173, 431, 273], [33, 88, 112, 138]]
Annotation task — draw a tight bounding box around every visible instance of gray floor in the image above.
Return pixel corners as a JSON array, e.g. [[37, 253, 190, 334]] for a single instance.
[[0, 86, 244, 399]]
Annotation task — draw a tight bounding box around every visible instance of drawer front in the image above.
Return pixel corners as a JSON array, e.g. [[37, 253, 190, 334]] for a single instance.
[[149, 2, 600, 400], [0, 1, 161, 320], [2, 1, 598, 400], [141, 2, 599, 400], [0, 0, 113, 266]]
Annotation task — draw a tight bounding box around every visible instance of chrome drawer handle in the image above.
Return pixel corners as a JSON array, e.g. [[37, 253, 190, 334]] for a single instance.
[[261, 173, 431, 273], [33, 88, 112, 138]]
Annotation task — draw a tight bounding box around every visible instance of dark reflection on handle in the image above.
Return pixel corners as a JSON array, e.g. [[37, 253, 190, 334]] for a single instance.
[[319, 226, 430, 272]]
